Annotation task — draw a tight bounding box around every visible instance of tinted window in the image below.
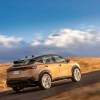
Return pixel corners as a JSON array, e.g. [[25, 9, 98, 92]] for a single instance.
[[13, 56, 41, 67], [36, 58, 43, 63], [42, 56, 54, 63], [53, 56, 66, 63]]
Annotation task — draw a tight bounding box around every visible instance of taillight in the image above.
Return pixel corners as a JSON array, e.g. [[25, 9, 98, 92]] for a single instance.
[[7, 67, 12, 72], [7, 65, 37, 72], [26, 66, 37, 69]]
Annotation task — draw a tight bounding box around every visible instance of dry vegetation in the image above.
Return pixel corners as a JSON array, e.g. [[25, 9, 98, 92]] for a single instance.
[[70, 58, 100, 73], [0, 58, 100, 92], [0, 63, 11, 91], [44, 82, 100, 100]]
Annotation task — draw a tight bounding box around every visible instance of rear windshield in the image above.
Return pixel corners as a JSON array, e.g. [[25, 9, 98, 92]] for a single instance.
[[13, 57, 40, 67]]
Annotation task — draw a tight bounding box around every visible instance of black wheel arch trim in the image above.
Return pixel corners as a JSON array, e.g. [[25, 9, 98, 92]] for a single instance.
[[72, 65, 81, 76], [72, 65, 81, 73], [38, 70, 52, 81]]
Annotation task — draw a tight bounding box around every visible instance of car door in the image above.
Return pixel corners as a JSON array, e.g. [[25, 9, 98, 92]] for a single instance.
[[52, 55, 70, 77], [42, 56, 60, 80]]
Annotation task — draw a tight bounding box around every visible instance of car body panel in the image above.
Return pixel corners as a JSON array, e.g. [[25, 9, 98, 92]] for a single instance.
[[7, 69, 32, 80], [43, 63, 60, 80], [58, 62, 72, 77], [7, 61, 78, 81]]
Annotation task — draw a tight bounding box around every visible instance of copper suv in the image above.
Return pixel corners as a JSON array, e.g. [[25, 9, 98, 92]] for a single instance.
[[6, 54, 81, 92]]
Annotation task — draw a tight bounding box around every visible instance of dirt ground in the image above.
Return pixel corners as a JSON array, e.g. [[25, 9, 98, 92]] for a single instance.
[[44, 82, 100, 100]]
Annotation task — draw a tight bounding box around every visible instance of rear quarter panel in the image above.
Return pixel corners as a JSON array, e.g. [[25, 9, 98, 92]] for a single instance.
[[32, 63, 60, 81]]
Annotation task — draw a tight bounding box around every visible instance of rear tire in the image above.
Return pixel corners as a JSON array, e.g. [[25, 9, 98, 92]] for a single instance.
[[39, 73, 52, 90], [71, 67, 81, 82], [12, 87, 22, 93]]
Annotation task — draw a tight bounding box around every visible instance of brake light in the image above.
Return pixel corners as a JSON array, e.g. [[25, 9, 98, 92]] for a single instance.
[[7, 67, 12, 72], [27, 66, 37, 69], [7, 65, 37, 72]]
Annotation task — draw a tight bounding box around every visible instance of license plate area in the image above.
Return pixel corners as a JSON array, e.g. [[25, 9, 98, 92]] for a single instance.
[[14, 71, 19, 75]]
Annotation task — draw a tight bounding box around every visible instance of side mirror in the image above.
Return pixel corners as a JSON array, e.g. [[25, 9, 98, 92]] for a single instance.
[[66, 59, 70, 63]]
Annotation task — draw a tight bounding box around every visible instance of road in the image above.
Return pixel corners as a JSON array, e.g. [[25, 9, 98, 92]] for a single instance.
[[0, 71, 100, 100]]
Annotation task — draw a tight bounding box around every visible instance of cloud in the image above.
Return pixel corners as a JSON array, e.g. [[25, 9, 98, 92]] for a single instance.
[[0, 35, 23, 48], [75, 24, 96, 30], [32, 28, 100, 47], [31, 28, 100, 58], [0, 28, 100, 63]]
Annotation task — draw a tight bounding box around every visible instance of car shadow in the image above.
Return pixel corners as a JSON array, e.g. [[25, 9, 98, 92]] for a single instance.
[[12, 79, 72, 94], [0, 79, 72, 98]]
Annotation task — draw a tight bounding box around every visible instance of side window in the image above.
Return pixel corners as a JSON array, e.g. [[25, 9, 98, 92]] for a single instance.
[[53, 56, 66, 63], [36, 58, 43, 63], [42, 56, 54, 63]]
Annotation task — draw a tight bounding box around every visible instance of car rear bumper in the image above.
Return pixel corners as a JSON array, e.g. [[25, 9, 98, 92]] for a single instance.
[[6, 77, 38, 87]]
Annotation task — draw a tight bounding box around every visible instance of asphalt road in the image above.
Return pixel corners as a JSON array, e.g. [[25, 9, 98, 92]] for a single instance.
[[0, 71, 100, 100]]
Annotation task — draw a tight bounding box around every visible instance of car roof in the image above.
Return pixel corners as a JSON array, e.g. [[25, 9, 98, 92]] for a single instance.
[[19, 54, 61, 60], [31, 54, 61, 59], [38, 54, 60, 57], [13, 54, 62, 63]]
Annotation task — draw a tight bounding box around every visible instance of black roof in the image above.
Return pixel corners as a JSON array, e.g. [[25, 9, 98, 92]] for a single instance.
[[39, 54, 59, 57], [35, 54, 62, 58], [14, 54, 61, 63]]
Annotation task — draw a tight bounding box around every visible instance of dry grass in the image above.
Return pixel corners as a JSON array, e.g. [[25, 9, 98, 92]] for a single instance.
[[44, 82, 100, 100], [69, 58, 100, 73], [0, 63, 11, 91], [0, 58, 100, 92]]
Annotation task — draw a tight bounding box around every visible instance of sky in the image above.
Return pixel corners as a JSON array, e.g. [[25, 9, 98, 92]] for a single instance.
[[0, 0, 100, 62]]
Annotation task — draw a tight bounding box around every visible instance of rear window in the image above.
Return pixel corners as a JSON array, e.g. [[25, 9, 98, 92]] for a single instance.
[[13, 57, 40, 67]]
